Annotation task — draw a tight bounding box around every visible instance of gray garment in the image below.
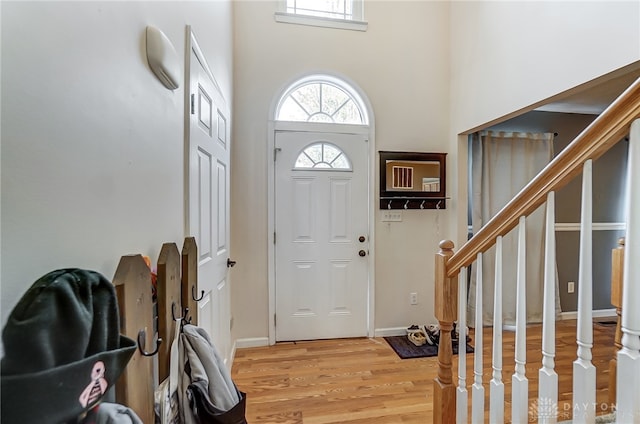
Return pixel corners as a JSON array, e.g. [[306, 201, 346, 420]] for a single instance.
[[85, 402, 143, 424], [178, 324, 240, 424]]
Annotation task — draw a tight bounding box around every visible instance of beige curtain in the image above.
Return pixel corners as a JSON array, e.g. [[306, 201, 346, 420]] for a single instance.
[[467, 131, 561, 327]]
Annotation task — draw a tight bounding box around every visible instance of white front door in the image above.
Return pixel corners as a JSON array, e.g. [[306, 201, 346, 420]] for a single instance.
[[275, 131, 369, 341], [186, 33, 231, 364]]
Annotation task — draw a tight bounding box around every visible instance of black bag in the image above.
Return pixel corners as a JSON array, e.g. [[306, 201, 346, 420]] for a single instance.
[[188, 381, 247, 424]]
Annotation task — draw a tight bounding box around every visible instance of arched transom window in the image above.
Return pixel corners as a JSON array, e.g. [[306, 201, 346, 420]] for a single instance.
[[276, 76, 367, 124], [294, 142, 352, 170]]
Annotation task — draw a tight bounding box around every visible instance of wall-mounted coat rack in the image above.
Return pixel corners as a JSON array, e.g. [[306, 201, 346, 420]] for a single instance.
[[380, 197, 448, 210], [379, 151, 447, 209]]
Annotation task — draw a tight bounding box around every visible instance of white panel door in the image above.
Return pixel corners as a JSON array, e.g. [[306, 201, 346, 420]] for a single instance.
[[187, 37, 231, 364], [275, 131, 369, 341]]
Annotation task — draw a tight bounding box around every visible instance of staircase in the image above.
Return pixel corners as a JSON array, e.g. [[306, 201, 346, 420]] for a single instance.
[[433, 77, 640, 423]]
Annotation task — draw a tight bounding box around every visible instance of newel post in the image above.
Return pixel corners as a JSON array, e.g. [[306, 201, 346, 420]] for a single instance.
[[434, 240, 458, 424]]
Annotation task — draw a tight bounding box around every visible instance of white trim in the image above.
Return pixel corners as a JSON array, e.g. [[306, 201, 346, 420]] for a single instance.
[[235, 337, 270, 349], [267, 71, 376, 345], [274, 12, 367, 32], [555, 222, 626, 231], [184, 27, 193, 236], [268, 119, 277, 346], [228, 340, 237, 371], [560, 308, 617, 320], [275, 121, 369, 134], [374, 327, 407, 337]]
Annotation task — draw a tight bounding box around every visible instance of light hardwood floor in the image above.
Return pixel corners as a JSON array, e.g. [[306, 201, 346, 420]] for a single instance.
[[231, 320, 616, 423]]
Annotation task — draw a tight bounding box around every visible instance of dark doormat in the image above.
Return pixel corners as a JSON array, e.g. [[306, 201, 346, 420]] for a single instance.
[[383, 336, 474, 359]]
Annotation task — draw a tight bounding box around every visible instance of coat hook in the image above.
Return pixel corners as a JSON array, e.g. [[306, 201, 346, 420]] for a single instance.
[[171, 301, 184, 321], [192, 285, 204, 301], [420, 200, 425, 209], [387, 200, 392, 209], [137, 329, 162, 357], [404, 200, 409, 209], [436, 200, 441, 210]]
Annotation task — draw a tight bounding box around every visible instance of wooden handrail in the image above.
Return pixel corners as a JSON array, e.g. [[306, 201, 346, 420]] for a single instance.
[[446, 76, 640, 277]]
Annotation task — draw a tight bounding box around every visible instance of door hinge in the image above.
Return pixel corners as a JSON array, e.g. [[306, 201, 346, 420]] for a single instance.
[[274, 147, 281, 162], [190, 94, 195, 115], [273, 232, 276, 244], [274, 314, 277, 327]]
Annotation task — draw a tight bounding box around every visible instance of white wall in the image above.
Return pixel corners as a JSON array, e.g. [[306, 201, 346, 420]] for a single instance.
[[231, 1, 451, 339], [449, 1, 640, 247], [450, 1, 640, 134], [1, 2, 233, 328]]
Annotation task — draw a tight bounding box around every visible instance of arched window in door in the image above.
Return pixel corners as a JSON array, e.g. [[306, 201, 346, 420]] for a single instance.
[[276, 75, 369, 124], [294, 142, 352, 170]]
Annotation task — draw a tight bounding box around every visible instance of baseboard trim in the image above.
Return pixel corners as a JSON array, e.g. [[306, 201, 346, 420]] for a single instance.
[[374, 327, 406, 337], [232, 313, 616, 348], [560, 308, 616, 320], [235, 337, 270, 349], [555, 222, 625, 231], [228, 341, 236, 370], [377, 311, 617, 337]]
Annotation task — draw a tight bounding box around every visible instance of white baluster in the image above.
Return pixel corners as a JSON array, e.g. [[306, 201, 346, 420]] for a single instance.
[[457, 266, 468, 424], [490, 236, 504, 424], [573, 160, 595, 423], [512, 216, 528, 424], [617, 119, 640, 421], [539, 191, 558, 423], [472, 252, 484, 424]]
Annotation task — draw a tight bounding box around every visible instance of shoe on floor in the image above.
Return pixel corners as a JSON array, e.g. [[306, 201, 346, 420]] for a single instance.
[[407, 330, 427, 346]]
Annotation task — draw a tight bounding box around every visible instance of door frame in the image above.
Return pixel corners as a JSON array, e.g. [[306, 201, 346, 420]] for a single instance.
[[267, 73, 376, 345]]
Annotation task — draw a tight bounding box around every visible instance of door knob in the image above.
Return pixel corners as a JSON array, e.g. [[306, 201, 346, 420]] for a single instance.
[[359, 236, 366, 243], [358, 250, 367, 257], [227, 258, 237, 268]]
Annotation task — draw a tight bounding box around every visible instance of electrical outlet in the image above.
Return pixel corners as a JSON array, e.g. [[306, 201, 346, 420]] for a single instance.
[[410, 292, 418, 305], [568, 281, 575, 293], [382, 211, 402, 222]]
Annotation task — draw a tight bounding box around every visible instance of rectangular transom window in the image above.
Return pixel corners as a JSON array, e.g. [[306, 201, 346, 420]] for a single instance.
[[287, 0, 353, 20], [275, 0, 367, 31]]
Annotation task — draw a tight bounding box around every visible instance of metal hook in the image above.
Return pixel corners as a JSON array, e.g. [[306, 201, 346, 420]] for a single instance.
[[183, 307, 193, 324], [192, 285, 204, 301], [137, 329, 162, 357], [171, 302, 184, 321], [436, 200, 441, 210], [387, 200, 392, 209], [404, 200, 409, 210], [420, 200, 425, 210]]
